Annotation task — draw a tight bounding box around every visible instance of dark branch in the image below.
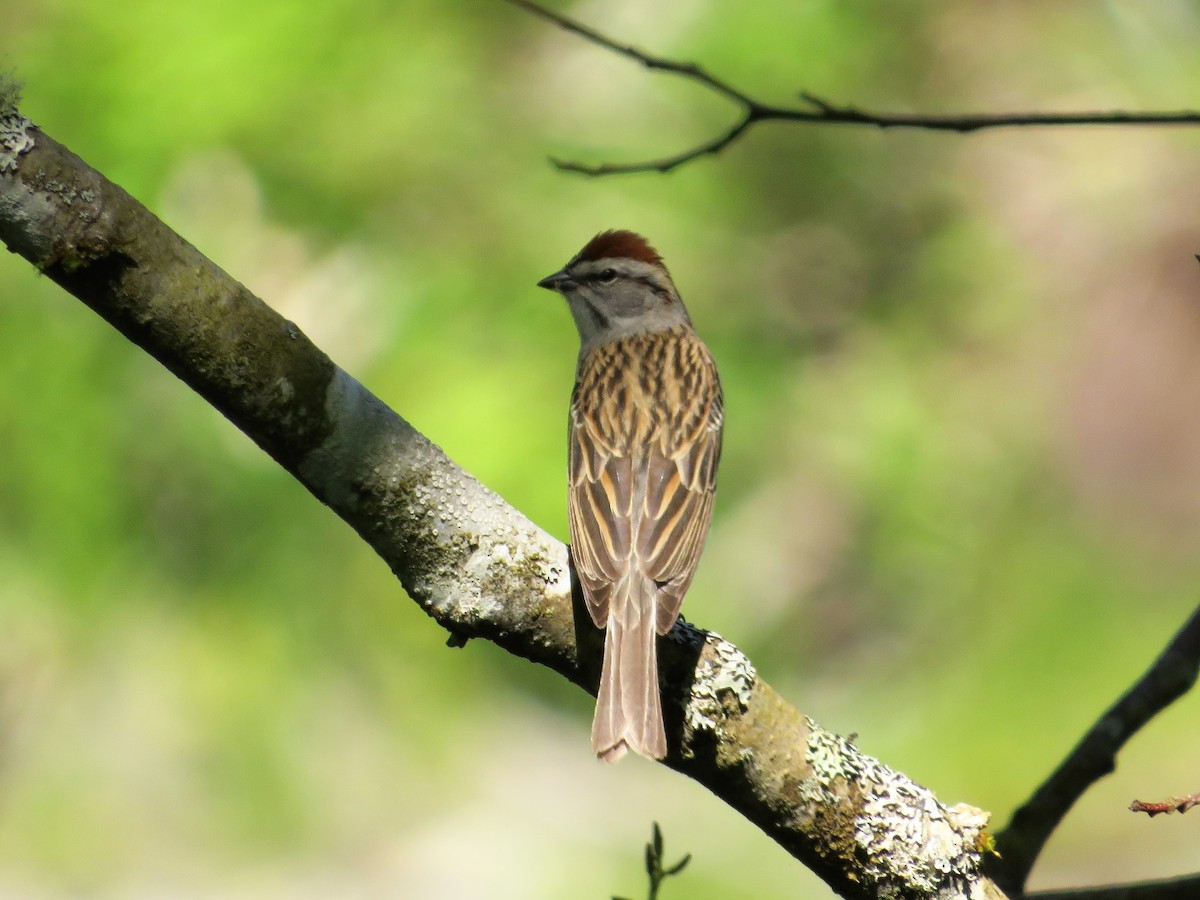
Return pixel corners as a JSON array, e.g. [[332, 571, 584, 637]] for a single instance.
[[989, 604, 1200, 894], [1028, 873, 1200, 900], [505, 0, 1200, 176], [504, 0, 754, 106], [552, 112, 759, 176]]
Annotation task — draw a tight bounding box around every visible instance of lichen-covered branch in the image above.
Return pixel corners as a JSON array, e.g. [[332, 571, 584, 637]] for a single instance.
[[504, 0, 1200, 176], [990, 603, 1200, 894], [0, 104, 1002, 898]]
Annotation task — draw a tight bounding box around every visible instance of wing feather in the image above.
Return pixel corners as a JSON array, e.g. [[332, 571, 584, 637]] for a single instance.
[[636, 343, 722, 634], [569, 398, 632, 627]]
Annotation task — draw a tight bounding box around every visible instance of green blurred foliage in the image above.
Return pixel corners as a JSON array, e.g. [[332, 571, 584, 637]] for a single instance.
[[3, 1, 1200, 896]]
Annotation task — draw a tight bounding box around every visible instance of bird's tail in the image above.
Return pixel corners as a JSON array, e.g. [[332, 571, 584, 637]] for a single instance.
[[592, 578, 665, 762]]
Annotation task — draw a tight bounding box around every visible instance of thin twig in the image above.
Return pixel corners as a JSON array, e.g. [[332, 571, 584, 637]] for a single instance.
[[1129, 790, 1200, 817], [505, 0, 1200, 176], [1028, 873, 1200, 900], [989, 604, 1200, 895], [504, 0, 755, 106]]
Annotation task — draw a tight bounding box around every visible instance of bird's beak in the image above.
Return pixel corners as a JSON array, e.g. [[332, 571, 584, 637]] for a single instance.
[[537, 269, 575, 292]]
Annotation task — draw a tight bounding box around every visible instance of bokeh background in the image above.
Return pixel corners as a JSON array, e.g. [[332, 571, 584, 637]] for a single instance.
[[3, 2, 1200, 897]]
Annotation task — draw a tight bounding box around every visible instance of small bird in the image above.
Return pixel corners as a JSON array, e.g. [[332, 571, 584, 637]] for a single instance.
[[538, 230, 723, 762]]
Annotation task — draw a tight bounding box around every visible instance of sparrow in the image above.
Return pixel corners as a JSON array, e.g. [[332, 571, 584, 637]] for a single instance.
[[538, 230, 723, 762]]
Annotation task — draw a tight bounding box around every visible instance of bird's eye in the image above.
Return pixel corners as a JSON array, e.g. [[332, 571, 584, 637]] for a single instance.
[[596, 268, 618, 284]]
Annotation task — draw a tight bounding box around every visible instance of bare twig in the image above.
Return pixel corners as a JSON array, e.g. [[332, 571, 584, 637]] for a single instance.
[[505, 0, 1200, 176], [1028, 873, 1200, 900], [989, 604, 1200, 895], [1129, 791, 1200, 817]]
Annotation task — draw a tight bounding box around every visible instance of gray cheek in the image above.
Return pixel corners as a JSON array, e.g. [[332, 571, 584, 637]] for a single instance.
[[567, 293, 610, 337]]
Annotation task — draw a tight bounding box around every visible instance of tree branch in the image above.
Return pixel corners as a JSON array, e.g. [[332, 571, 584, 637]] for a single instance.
[[989, 604, 1200, 895], [0, 106, 1005, 898], [505, 0, 1200, 176], [1129, 791, 1200, 817], [1028, 873, 1200, 900]]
